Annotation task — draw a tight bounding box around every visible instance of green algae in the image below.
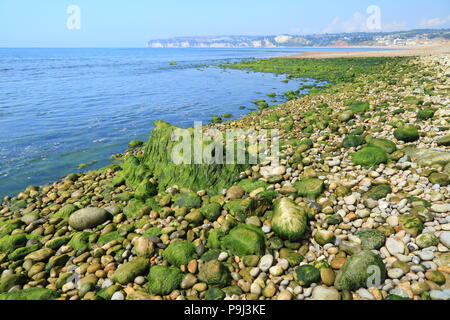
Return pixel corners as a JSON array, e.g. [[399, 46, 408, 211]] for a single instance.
[[352, 147, 389, 168], [162, 240, 197, 267], [221, 224, 265, 256], [119, 121, 250, 194]]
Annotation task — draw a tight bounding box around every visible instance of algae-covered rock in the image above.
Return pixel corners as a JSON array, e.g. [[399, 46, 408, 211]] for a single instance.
[[126, 121, 249, 193], [221, 224, 265, 256], [45, 236, 71, 250], [224, 199, 257, 221], [367, 138, 397, 154], [271, 198, 307, 241], [400, 214, 424, 237], [148, 265, 183, 296], [314, 230, 336, 246], [205, 287, 225, 300], [200, 202, 222, 221], [334, 250, 386, 291], [162, 241, 197, 267], [404, 147, 450, 167], [364, 184, 392, 200], [123, 199, 149, 218], [207, 229, 225, 249], [354, 229, 386, 250], [416, 109, 435, 121], [428, 173, 449, 186], [437, 135, 450, 147], [416, 233, 439, 248], [53, 204, 78, 220], [68, 232, 93, 254], [337, 110, 354, 122], [0, 234, 27, 254], [173, 192, 202, 209], [198, 259, 230, 286], [295, 265, 321, 286], [113, 257, 150, 285], [294, 178, 324, 199], [351, 147, 389, 168], [134, 181, 157, 200], [394, 125, 420, 142], [343, 135, 365, 149], [0, 274, 27, 293], [0, 288, 60, 300], [68, 207, 111, 231], [8, 244, 40, 261]]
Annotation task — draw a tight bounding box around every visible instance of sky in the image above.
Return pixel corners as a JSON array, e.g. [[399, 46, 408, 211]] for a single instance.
[[0, 0, 449, 47]]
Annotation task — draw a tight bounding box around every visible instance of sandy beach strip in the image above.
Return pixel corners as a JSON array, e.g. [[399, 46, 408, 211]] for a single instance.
[[287, 43, 450, 59]]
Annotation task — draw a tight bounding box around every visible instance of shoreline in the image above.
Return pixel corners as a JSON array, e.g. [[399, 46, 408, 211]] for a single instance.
[[287, 43, 450, 59]]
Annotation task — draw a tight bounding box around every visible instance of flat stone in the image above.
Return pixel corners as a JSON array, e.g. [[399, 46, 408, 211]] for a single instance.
[[311, 286, 341, 300], [386, 238, 405, 255], [440, 232, 450, 249]]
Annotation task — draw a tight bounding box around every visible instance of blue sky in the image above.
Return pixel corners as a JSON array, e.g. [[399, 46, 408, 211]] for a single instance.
[[0, 0, 449, 47]]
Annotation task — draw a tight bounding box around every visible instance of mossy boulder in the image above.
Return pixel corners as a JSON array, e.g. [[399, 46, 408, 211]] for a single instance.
[[238, 179, 268, 193], [0, 288, 60, 300], [272, 198, 307, 241], [45, 236, 71, 250], [68, 207, 111, 231], [68, 232, 93, 254], [364, 184, 392, 200], [205, 287, 225, 300], [347, 101, 370, 114], [173, 192, 202, 209], [198, 259, 230, 286], [200, 202, 222, 222], [113, 257, 150, 285], [428, 173, 449, 186], [221, 224, 265, 256], [97, 231, 123, 246], [295, 265, 320, 286], [207, 229, 225, 249], [354, 229, 386, 250], [416, 109, 435, 121], [0, 274, 27, 293], [367, 138, 397, 154], [148, 265, 183, 295], [8, 244, 41, 261], [314, 230, 336, 246], [416, 233, 439, 248], [399, 214, 424, 237], [53, 204, 78, 220], [0, 234, 27, 254], [224, 199, 257, 221], [294, 178, 324, 199], [162, 241, 197, 267], [335, 250, 386, 291], [343, 135, 365, 149], [125, 121, 249, 193], [337, 110, 354, 122], [394, 125, 420, 142], [437, 135, 450, 147], [123, 199, 149, 218], [351, 147, 389, 168], [134, 181, 158, 200]]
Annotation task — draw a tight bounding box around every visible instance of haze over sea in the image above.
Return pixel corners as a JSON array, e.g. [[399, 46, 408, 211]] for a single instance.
[[0, 47, 381, 198]]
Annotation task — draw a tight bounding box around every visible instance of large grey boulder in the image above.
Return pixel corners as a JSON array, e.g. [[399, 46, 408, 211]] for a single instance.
[[68, 207, 111, 230]]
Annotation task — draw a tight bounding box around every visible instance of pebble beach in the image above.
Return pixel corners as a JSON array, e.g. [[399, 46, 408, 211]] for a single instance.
[[0, 51, 449, 301]]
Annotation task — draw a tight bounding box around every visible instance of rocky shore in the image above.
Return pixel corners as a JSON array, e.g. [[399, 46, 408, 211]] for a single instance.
[[0, 54, 449, 300]]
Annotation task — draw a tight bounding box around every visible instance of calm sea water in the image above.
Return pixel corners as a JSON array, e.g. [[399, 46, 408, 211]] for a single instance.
[[0, 47, 380, 198]]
